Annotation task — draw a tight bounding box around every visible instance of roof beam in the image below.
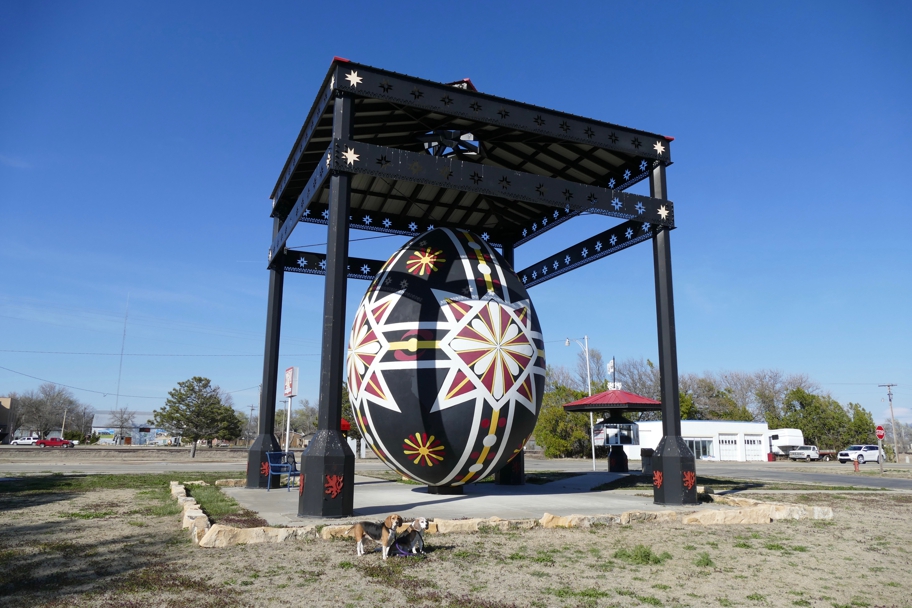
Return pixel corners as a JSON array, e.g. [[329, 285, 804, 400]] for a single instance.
[[517, 220, 657, 289], [332, 140, 675, 228]]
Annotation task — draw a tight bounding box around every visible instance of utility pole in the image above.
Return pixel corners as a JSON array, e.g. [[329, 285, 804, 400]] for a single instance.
[[247, 403, 256, 446], [879, 384, 900, 463]]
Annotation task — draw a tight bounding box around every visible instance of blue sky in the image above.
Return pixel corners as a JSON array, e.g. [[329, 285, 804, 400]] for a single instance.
[[1, 1, 909, 425]]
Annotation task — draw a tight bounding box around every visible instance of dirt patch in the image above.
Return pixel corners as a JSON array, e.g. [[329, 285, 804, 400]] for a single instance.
[[1, 484, 910, 607]]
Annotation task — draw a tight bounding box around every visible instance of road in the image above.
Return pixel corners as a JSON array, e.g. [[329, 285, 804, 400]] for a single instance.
[[2, 447, 911, 490]]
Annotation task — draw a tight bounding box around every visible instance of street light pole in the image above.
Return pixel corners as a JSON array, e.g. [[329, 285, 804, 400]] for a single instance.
[[566, 336, 596, 471], [60, 406, 68, 439]]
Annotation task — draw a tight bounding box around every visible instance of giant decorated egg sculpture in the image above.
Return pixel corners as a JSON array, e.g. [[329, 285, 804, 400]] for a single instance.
[[347, 228, 545, 487]]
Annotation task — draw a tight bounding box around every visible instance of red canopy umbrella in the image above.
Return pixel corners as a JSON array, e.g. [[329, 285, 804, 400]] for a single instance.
[[340, 418, 351, 432], [562, 389, 661, 413]]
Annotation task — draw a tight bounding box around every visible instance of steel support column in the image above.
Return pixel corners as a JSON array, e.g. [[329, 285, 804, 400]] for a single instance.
[[649, 164, 697, 505], [246, 218, 284, 488], [299, 92, 356, 517], [495, 241, 526, 486]]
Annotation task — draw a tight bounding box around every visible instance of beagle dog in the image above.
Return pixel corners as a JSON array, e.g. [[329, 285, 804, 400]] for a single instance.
[[394, 517, 428, 555], [348, 514, 403, 559]]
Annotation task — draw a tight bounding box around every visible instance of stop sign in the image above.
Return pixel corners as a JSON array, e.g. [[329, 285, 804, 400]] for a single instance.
[[876, 425, 886, 440]]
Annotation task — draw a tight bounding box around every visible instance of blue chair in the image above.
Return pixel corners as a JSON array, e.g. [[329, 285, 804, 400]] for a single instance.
[[265, 451, 300, 491]]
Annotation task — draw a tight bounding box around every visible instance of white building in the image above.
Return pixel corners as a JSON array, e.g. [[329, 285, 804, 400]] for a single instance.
[[620, 421, 803, 462]]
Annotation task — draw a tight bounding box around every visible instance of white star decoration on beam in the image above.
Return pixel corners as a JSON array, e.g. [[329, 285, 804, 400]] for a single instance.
[[363, 215, 372, 225], [321, 210, 329, 219], [319, 260, 327, 270], [342, 147, 360, 165], [608, 178, 616, 188], [553, 260, 559, 270], [581, 247, 589, 258], [481, 233, 489, 241], [345, 70, 363, 87], [623, 169, 631, 180], [658, 206, 669, 220], [635, 202, 645, 214], [643, 223, 651, 232], [595, 241, 602, 252], [639, 160, 647, 171], [408, 222, 418, 232], [382, 218, 392, 228], [297, 258, 307, 267], [609, 235, 618, 246], [611, 198, 622, 211], [654, 141, 665, 155], [564, 255, 571, 265], [360, 264, 370, 274], [625, 228, 633, 239], [522, 275, 528, 284]]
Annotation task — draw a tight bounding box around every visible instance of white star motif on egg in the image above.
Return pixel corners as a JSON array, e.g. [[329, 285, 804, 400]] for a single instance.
[[342, 147, 360, 165], [345, 70, 363, 87], [654, 141, 665, 155]]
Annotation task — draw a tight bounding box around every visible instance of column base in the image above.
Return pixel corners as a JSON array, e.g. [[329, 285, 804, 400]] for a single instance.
[[608, 445, 629, 472], [246, 433, 282, 489], [652, 435, 698, 505], [427, 485, 464, 495], [298, 430, 355, 518], [495, 451, 526, 485]]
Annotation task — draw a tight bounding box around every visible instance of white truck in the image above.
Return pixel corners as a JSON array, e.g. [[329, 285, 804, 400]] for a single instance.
[[789, 445, 820, 461]]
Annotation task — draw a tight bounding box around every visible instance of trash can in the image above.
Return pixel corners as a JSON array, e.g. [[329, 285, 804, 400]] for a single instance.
[[641, 448, 654, 475], [766, 452, 775, 462]]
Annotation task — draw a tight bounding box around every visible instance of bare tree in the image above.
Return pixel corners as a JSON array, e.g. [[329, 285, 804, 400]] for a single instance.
[[67, 404, 96, 438], [545, 365, 578, 392], [109, 407, 136, 444], [575, 348, 607, 392], [616, 358, 661, 402], [16, 384, 80, 438]]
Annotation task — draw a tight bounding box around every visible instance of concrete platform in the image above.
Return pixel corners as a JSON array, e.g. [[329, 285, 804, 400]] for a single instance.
[[223, 471, 709, 527]]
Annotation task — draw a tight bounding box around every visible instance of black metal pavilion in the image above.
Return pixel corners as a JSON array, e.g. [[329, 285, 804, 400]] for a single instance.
[[246, 58, 697, 515]]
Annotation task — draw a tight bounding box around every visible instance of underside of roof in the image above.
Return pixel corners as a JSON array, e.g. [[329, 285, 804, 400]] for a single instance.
[[269, 59, 674, 254]]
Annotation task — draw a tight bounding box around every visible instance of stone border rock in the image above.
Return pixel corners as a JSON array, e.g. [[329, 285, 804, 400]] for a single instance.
[[170, 481, 835, 548]]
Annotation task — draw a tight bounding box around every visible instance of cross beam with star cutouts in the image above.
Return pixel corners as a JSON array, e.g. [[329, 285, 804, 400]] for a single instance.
[[283, 251, 384, 281], [328, 140, 674, 230], [515, 220, 656, 289]]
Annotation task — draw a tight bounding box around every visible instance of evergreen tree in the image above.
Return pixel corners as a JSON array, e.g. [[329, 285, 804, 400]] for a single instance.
[[152, 377, 242, 457]]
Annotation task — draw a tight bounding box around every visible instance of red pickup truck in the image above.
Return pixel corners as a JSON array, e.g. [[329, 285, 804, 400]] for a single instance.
[[35, 437, 75, 448]]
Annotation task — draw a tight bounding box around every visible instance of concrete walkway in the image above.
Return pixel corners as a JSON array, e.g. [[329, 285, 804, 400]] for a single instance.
[[223, 471, 713, 527]]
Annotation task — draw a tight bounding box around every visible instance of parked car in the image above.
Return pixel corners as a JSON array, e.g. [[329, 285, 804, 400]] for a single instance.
[[838, 444, 883, 464], [35, 437, 75, 448], [789, 446, 820, 461], [10, 436, 39, 445]]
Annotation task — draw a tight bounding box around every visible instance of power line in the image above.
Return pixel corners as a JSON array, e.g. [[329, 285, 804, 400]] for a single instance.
[[0, 364, 261, 400], [0, 350, 319, 357]]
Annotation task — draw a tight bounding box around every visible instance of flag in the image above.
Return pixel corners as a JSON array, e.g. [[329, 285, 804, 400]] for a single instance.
[[606, 359, 614, 375]]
